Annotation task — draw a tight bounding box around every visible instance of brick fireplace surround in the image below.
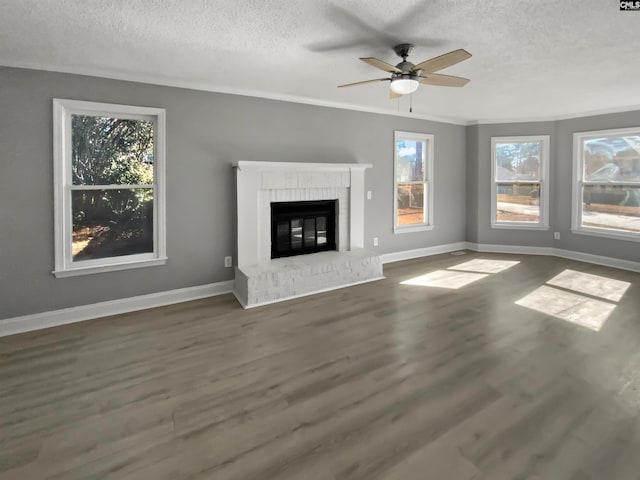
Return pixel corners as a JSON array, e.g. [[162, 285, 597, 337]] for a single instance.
[[233, 161, 383, 308]]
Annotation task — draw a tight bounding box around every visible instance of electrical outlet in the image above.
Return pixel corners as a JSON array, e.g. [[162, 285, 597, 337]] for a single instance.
[[373, 237, 379, 247], [367, 191, 372, 200], [224, 256, 232, 268], [554, 232, 560, 240]]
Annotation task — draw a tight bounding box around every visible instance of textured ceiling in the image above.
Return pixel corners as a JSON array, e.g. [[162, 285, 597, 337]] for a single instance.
[[1, 0, 638, 124]]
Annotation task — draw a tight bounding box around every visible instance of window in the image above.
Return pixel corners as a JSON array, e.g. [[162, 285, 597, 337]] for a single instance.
[[491, 135, 550, 229], [53, 99, 166, 277], [572, 127, 640, 241], [394, 131, 434, 233]]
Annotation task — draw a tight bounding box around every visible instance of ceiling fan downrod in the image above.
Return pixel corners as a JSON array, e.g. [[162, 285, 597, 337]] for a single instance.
[[393, 43, 414, 62]]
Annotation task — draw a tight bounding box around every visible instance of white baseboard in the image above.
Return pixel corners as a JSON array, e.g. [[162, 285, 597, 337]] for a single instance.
[[0, 280, 234, 338], [381, 242, 468, 264], [464, 242, 554, 256], [553, 248, 640, 273], [382, 241, 640, 274], [466, 242, 640, 273]]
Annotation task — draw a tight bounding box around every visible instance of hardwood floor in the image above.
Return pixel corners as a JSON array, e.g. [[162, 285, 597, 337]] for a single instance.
[[1, 251, 640, 479]]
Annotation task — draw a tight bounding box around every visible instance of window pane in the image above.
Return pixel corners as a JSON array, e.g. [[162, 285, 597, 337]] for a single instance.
[[582, 185, 640, 233], [584, 136, 640, 182], [71, 115, 154, 185], [72, 189, 153, 261], [396, 139, 426, 182], [495, 142, 541, 181], [397, 183, 425, 225], [496, 184, 540, 223]]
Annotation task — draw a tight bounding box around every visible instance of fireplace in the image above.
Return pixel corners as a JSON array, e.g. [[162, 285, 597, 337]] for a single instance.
[[233, 161, 381, 308], [271, 200, 337, 258]]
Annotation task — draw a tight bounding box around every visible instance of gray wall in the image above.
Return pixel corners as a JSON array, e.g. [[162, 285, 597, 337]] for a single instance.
[[466, 114, 640, 263], [0, 67, 467, 319], [554, 110, 640, 261], [3, 64, 638, 321], [465, 121, 556, 247]]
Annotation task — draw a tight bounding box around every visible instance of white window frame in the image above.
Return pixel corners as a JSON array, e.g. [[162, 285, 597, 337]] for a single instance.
[[393, 131, 435, 233], [572, 127, 640, 242], [490, 135, 550, 230], [53, 99, 167, 277]]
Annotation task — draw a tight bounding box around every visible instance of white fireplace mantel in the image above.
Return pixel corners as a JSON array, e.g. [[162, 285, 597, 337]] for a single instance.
[[233, 161, 372, 268]]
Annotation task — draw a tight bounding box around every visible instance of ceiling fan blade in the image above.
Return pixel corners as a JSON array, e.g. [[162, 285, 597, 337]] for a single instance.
[[360, 57, 402, 73], [411, 49, 472, 73], [419, 73, 470, 87], [338, 78, 390, 88], [390, 90, 403, 99]]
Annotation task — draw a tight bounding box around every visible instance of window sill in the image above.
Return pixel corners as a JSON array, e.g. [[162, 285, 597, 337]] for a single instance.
[[394, 224, 435, 234], [571, 228, 640, 243], [54, 257, 168, 278], [491, 224, 550, 231]]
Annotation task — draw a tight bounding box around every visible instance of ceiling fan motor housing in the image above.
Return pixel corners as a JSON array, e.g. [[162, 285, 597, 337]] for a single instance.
[[391, 72, 420, 81], [394, 45, 418, 73], [397, 60, 416, 72]]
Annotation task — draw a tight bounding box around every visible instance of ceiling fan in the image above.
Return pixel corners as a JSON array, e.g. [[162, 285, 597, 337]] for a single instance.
[[338, 44, 471, 98]]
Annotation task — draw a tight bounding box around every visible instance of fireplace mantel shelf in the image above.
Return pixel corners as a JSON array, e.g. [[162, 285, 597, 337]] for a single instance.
[[233, 161, 372, 171]]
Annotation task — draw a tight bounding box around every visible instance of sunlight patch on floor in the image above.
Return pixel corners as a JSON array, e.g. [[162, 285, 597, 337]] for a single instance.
[[515, 269, 630, 332], [448, 259, 520, 274], [547, 269, 630, 302], [401, 270, 488, 289], [400, 258, 519, 289], [515, 285, 616, 331]]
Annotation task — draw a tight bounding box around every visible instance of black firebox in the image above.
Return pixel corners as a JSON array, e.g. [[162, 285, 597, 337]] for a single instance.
[[271, 200, 337, 259]]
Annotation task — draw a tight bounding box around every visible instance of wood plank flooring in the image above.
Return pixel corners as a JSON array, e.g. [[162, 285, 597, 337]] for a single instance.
[[1, 252, 640, 479]]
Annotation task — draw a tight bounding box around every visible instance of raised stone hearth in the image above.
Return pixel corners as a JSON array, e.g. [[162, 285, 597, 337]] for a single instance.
[[234, 250, 383, 308], [233, 161, 383, 308]]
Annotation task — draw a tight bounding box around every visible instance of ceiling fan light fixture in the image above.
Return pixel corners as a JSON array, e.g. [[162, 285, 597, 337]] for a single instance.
[[390, 77, 419, 95]]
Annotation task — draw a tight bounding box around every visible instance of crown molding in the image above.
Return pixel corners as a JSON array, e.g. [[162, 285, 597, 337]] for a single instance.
[[3, 61, 640, 128], [0, 61, 468, 125], [468, 104, 640, 126]]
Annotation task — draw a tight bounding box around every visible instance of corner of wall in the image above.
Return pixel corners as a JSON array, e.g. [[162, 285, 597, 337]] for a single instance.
[[464, 124, 480, 243]]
